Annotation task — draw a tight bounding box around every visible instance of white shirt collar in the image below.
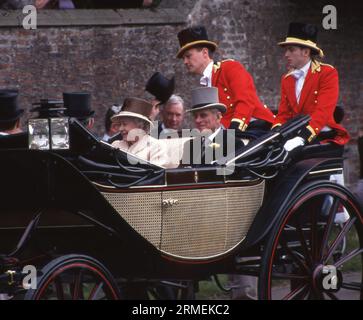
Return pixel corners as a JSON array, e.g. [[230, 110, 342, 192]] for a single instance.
[[208, 126, 223, 142], [200, 61, 214, 87], [160, 123, 176, 134], [300, 60, 311, 77]]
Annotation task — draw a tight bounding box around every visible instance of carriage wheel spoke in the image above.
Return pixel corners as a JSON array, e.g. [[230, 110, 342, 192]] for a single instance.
[[333, 248, 363, 268], [296, 221, 313, 267], [341, 282, 363, 291], [72, 269, 83, 300], [325, 292, 338, 300], [88, 282, 104, 300], [282, 284, 309, 300], [281, 239, 310, 273], [310, 203, 320, 261], [270, 272, 309, 281], [319, 197, 339, 261], [324, 217, 357, 263], [54, 278, 64, 300]]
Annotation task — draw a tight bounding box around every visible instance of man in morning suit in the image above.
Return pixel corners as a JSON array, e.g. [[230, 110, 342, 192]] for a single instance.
[[181, 86, 245, 167]]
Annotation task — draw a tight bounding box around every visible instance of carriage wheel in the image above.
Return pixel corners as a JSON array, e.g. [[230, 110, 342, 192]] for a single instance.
[[259, 181, 363, 300], [24, 254, 121, 300]]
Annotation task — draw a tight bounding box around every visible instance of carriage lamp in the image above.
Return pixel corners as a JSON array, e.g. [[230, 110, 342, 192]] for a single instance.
[[28, 118, 70, 150], [28, 119, 50, 150], [50, 118, 69, 150]]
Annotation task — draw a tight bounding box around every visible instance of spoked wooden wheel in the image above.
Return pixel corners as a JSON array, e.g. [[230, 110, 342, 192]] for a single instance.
[[259, 181, 363, 300], [24, 254, 121, 300]]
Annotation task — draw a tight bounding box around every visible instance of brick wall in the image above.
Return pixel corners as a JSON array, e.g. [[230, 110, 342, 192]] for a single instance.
[[0, 0, 362, 190]]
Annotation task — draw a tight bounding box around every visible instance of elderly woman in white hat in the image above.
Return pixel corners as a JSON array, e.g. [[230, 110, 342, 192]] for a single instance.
[[111, 97, 175, 168]]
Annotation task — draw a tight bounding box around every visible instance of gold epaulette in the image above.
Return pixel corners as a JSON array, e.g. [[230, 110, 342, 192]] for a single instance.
[[214, 59, 235, 72], [221, 59, 235, 63], [319, 62, 335, 69], [311, 60, 321, 73], [311, 60, 335, 73]]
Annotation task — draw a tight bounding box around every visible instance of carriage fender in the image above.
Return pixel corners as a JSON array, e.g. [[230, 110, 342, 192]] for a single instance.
[[241, 157, 344, 249]]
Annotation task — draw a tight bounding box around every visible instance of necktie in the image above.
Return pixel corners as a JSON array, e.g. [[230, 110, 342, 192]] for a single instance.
[[291, 69, 305, 103], [200, 76, 209, 87]]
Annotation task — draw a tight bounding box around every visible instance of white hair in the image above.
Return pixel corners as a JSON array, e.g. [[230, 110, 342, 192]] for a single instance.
[[164, 94, 185, 109]]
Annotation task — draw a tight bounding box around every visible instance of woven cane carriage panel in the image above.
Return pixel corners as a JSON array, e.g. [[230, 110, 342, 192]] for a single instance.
[[160, 181, 265, 259], [160, 188, 228, 258], [225, 181, 265, 249], [102, 192, 162, 248]]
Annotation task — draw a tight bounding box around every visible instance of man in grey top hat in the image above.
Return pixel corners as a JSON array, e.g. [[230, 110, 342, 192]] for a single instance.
[[181, 87, 244, 166]]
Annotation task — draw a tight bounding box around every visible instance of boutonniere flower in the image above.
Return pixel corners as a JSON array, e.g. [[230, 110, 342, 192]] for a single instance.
[[209, 143, 221, 149]]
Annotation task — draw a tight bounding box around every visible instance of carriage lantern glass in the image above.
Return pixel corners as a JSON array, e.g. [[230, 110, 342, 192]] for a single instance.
[[28, 119, 50, 150], [28, 118, 70, 150], [50, 118, 69, 150]]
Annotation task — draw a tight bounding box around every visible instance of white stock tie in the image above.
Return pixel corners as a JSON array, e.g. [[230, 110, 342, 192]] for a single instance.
[[291, 69, 305, 103], [200, 76, 209, 87]]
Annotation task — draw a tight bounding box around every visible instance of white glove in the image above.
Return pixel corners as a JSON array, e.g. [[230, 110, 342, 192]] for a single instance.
[[283, 137, 305, 152]]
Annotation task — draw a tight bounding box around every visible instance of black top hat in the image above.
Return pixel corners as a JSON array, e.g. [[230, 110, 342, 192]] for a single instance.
[[145, 72, 175, 104], [0, 92, 24, 123], [278, 22, 324, 57], [176, 26, 218, 58], [188, 87, 226, 113], [63, 92, 94, 120]]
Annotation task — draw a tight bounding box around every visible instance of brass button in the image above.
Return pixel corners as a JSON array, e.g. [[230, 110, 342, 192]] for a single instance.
[[227, 96, 231, 100], [230, 104, 233, 107], [314, 100, 318, 103], [264, 104, 268, 108], [224, 88, 227, 92], [316, 128, 319, 131], [314, 91, 318, 94], [242, 118, 246, 121]]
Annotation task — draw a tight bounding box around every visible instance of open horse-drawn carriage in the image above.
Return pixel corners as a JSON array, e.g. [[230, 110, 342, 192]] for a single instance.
[[0, 107, 362, 300]]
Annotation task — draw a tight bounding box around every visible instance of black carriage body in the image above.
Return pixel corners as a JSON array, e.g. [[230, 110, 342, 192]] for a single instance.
[[0, 117, 357, 288]]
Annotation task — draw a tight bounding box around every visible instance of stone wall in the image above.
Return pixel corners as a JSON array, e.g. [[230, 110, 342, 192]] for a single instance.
[[0, 0, 362, 190]]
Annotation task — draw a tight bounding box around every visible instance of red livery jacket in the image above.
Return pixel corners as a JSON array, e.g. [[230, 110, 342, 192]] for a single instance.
[[211, 60, 275, 130], [273, 60, 350, 145]]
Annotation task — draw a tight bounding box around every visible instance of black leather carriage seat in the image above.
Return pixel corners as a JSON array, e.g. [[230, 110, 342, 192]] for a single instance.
[[0, 132, 28, 149]]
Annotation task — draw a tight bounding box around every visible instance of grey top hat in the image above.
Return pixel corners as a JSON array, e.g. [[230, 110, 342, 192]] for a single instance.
[[188, 87, 226, 113]]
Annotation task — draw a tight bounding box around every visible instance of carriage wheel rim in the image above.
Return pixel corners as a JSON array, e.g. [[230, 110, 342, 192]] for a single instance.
[[35, 262, 119, 300], [265, 187, 363, 300]]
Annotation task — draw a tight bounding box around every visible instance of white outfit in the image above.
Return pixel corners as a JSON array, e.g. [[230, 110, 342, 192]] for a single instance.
[[111, 134, 175, 168], [200, 61, 214, 87], [291, 60, 311, 103]]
